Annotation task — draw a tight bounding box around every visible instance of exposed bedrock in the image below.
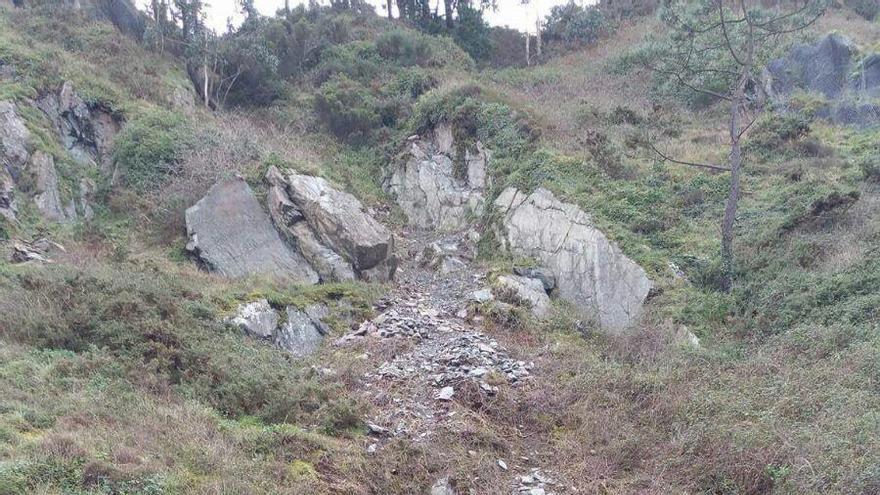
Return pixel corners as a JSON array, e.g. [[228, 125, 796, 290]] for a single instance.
[[385, 122, 490, 230], [494, 187, 652, 331]]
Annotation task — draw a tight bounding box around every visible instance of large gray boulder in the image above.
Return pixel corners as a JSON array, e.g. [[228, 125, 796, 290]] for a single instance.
[[36, 82, 120, 174], [494, 187, 652, 331], [765, 34, 880, 127], [185, 178, 319, 283], [267, 167, 396, 282], [385, 122, 490, 231], [765, 33, 855, 99]]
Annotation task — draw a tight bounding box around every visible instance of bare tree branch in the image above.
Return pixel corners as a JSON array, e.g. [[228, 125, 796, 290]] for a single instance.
[[648, 142, 731, 172]]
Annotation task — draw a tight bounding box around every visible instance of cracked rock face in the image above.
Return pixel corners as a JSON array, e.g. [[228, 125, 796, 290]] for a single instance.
[[36, 82, 120, 173], [185, 178, 320, 283], [267, 167, 396, 282], [0, 96, 99, 223], [0, 100, 31, 179], [385, 122, 490, 230], [494, 187, 651, 331], [0, 100, 29, 221]]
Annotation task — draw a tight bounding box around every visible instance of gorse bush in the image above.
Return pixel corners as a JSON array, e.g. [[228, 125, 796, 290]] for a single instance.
[[543, 1, 610, 45], [452, 4, 492, 63], [313, 41, 380, 84], [111, 108, 193, 191], [746, 114, 812, 159], [394, 67, 437, 98], [376, 29, 435, 67], [315, 74, 381, 143]]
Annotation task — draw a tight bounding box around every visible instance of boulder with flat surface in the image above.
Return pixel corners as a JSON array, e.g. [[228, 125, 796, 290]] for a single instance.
[[267, 167, 396, 282], [494, 187, 652, 331], [185, 178, 319, 283]]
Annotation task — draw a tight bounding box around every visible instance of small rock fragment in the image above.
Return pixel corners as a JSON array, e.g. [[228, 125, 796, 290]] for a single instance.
[[470, 288, 494, 303], [436, 386, 455, 401]]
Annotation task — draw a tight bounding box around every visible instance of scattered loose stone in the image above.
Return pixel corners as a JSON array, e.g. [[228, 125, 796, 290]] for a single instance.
[[367, 423, 389, 436], [430, 477, 455, 495], [471, 288, 494, 303], [516, 469, 557, 495], [436, 386, 455, 401], [495, 274, 552, 318]]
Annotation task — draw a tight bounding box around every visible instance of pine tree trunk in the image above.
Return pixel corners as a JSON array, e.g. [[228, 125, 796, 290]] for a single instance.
[[720, 130, 741, 292]]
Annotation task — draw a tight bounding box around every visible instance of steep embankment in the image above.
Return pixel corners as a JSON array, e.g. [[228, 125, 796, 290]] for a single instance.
[[1, 3, 879, 495]]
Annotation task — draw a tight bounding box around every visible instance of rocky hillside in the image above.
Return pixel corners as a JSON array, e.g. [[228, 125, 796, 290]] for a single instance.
[[0, 1, 879, 494]]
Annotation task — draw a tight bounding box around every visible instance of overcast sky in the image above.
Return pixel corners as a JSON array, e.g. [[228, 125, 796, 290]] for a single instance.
[[137, 0, 594, 34]]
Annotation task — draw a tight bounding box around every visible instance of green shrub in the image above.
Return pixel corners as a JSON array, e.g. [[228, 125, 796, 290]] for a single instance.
[[410, 85, 536, 167], [313, 41, 380, 84], [0, 262, 368, 427], [314, 74, 381, 143], [112, 109, 193, 191], [746, 114, 812, 159], [607, 105, 645, 126], [394, 67, 438, 98], [543, 1, 610, 45], [376, 29, 435, 67], [851, 130, 880, 182], [216, 18, 285, 107]]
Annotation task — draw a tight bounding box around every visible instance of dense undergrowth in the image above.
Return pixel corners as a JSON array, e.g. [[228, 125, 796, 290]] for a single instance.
[[0, 1, 879, 494]]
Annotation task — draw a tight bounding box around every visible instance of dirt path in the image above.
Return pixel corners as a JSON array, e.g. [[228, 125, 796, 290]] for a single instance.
[[336, 227, 567, 494]]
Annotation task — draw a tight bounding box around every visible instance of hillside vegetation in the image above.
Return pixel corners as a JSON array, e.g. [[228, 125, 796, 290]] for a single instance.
[[0, 1, 879, 494]]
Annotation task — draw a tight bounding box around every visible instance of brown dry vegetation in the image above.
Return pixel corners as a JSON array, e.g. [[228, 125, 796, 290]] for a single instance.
[[1, 3, 879, 495]]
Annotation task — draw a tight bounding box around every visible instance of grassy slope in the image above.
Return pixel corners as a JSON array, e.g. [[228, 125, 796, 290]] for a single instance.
[[0, 3, 878, 495]]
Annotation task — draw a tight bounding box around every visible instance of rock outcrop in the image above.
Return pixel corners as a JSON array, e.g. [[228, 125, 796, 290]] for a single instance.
[[31, 152, 72, 223], [385, 122, 490, 230], [36, 82, 120, 174], [0, 171, 15, 222], [494, 187, 651, 331], [185, 178, 320, 283], [0, 100, 31, 179], [266, 167, 396, 282], [228, 299, 329, 358], [0, 100, 29, 220], [0, 97, 99, 223], [228, 300, 278, 339], [765, 34, 880, 127]]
